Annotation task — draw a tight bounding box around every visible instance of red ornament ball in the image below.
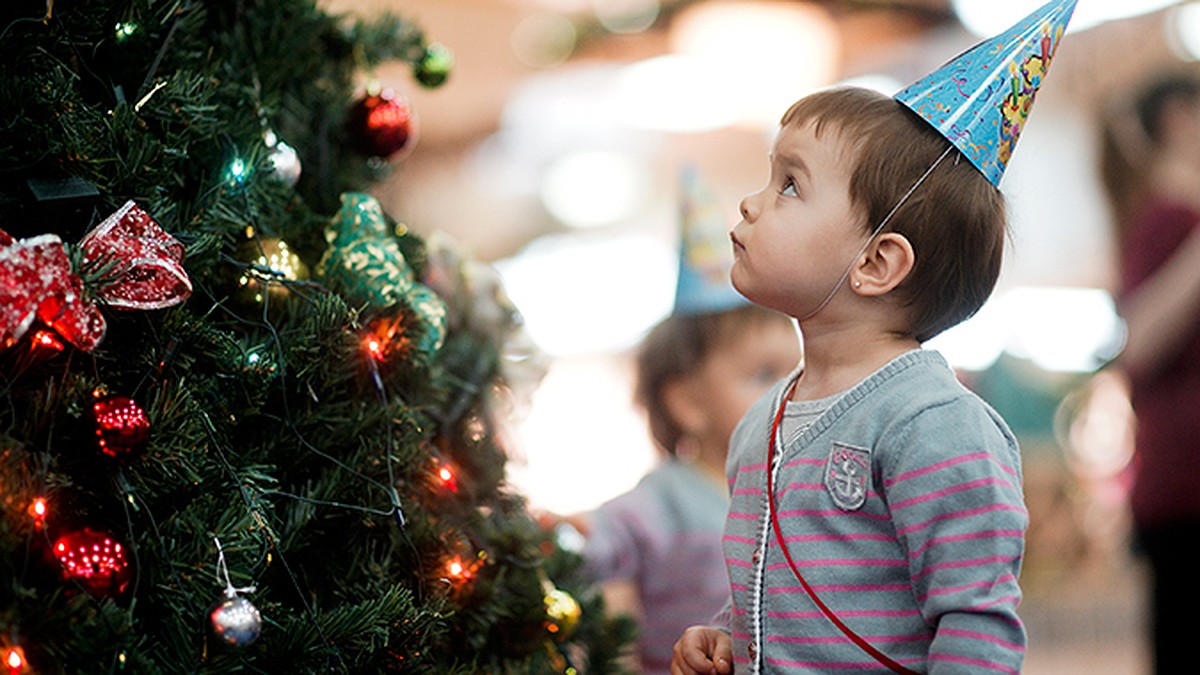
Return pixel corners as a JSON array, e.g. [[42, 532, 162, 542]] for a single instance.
[[53, 528, 132, 598], [346, 88, 418, 159], [93, 395, 150, 457]]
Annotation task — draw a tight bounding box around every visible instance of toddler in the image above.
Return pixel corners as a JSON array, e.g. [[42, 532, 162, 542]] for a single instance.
[[671, 1, 1077, 673]]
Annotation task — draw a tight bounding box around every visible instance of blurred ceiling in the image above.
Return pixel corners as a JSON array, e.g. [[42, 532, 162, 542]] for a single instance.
[[319, 0, 1192, 263]]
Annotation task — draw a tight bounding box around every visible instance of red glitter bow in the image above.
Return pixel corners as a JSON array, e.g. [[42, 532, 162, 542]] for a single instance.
[[0, 200, 192, 352]]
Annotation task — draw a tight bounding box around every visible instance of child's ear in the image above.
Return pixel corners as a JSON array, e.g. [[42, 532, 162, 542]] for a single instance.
[[663, 376, 706, 436], [851, 232, 914, 296]]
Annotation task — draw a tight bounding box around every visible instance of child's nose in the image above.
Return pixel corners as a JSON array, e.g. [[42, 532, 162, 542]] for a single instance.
[[739, 193, 759, 222]]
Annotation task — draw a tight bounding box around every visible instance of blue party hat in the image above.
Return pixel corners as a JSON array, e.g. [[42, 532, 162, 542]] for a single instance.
[[895, 0, 1077, 187], [672, 165, 748, 316]]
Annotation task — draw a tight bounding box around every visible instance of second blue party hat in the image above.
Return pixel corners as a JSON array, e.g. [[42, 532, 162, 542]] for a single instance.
[[672, 165, 748, 316]]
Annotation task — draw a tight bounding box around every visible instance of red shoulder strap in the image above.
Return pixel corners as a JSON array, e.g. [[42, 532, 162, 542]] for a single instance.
[[765, 380, 918, 674]]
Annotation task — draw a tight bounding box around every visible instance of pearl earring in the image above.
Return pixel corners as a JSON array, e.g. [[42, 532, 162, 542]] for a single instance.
[[853, 280, 862, 288]]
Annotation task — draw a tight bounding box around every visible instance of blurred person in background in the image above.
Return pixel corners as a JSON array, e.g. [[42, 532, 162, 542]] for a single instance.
[[1099, 69, 1200, 674], [573, 167, 800, 674]]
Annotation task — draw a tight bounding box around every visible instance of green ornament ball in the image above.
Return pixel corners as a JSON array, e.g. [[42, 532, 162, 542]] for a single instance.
[[414, 43, 454, 88]]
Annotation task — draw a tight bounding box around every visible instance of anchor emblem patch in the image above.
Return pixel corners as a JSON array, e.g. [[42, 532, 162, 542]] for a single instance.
[[825, 442, 871, 511]]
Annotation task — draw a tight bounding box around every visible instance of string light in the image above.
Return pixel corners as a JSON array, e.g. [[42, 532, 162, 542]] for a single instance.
[[365, 336, 385, 360], [237, 239, 306, 303], [225, 156, 250, 186], [114, 21, 138, 40], [444, 550, 486, 585], [31, 330, 64, 351], [435, 461, 458, 493], [5, 646, 26, 674], [362, 316, 408, 362], [28, 497, 47, 528]]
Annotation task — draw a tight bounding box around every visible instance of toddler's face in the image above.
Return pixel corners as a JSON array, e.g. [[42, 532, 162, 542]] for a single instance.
[[686, 318, 800, 451], [730, 119, 864, 319]]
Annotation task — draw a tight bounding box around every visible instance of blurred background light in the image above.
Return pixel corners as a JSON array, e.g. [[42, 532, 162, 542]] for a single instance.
[[837, 74, 907, 96], [615, 55, 742, 132], [952, 0, 1178, 36], [540, 150, 649, 227], [929, 287, 1123, 373], [594, 0, 661, 34], [495, 232, 675, 355], [1003, 287, 1123, 372], [507, 354, 657, 514], [511, 12, 579, 69], [666, 1, 840, 128]]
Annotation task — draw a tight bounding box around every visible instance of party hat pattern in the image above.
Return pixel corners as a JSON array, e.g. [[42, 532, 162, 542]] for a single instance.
[[672, 165, 747, 315], [895, 0, 1077, 186]]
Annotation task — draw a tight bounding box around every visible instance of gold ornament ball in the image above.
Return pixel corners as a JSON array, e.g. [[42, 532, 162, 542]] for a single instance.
[[544, 587, 581, 641]]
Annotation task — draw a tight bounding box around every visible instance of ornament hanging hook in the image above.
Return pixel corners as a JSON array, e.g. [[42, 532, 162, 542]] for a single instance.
[[213, 536, 257, 599]]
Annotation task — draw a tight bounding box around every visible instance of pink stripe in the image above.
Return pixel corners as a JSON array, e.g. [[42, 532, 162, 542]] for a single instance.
[[886, 451, 997, 487], [897, 503, 1027, 536], [892, 477, 1017, 510], [726, 557, 752, 568], [969, 594, 1022, 613], [767, 558, 906, 571], [777, 508, 892, 521], [917, 573, 1017, 602], [738, 463, 768, 474], [769, 608, 921, 619], [780, 482, 824, 494], [732, 487, 762, 496], [908, 529, 1024, 558], [723, 534, 757, 545], [783, 457, 825, 469], [913, 555, 1019, 580], [766, 657, 924, 670], [768, 633, 929, 645], [815, 582, 912, 593], [728, 510, 760, 520], [783, 532, 894, 545], [929, 652, 1019, 674], [765, 583, 910, 596], [939, 627, 1025, 652]]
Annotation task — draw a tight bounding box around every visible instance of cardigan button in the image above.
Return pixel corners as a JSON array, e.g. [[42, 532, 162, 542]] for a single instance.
[[752, 546, 761, 564], [748, 641, 757, 659]]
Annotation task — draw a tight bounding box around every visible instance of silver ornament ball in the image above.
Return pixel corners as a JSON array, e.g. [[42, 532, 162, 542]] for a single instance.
[[210, 595, 262, 647], [264, 129, 302, 187]]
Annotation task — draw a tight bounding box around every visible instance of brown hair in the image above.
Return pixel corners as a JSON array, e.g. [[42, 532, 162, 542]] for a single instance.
[[781, 87, 1008, 342], [634, 304, 785, 455]]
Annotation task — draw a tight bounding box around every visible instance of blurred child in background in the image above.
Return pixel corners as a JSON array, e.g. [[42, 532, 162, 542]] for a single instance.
[[576, 167, 800, 674]]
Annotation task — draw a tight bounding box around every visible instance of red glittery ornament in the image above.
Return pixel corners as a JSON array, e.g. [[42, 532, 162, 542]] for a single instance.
[[345, 88, 417, 159], [93, 395, 150, 457], [53, 528, 132, 598]]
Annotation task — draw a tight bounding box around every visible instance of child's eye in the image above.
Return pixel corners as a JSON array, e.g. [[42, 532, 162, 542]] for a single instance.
[[779, 178, 799, 197]]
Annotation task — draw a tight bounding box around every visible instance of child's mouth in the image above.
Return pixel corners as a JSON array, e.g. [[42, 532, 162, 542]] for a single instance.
[[729, 232, 744, 252]]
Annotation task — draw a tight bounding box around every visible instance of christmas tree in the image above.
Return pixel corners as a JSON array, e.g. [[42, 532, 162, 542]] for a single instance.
[[0, 1, 632, 672]]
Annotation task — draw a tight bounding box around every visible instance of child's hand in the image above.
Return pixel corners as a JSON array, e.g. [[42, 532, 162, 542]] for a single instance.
[[671, 626, 733, 674]]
